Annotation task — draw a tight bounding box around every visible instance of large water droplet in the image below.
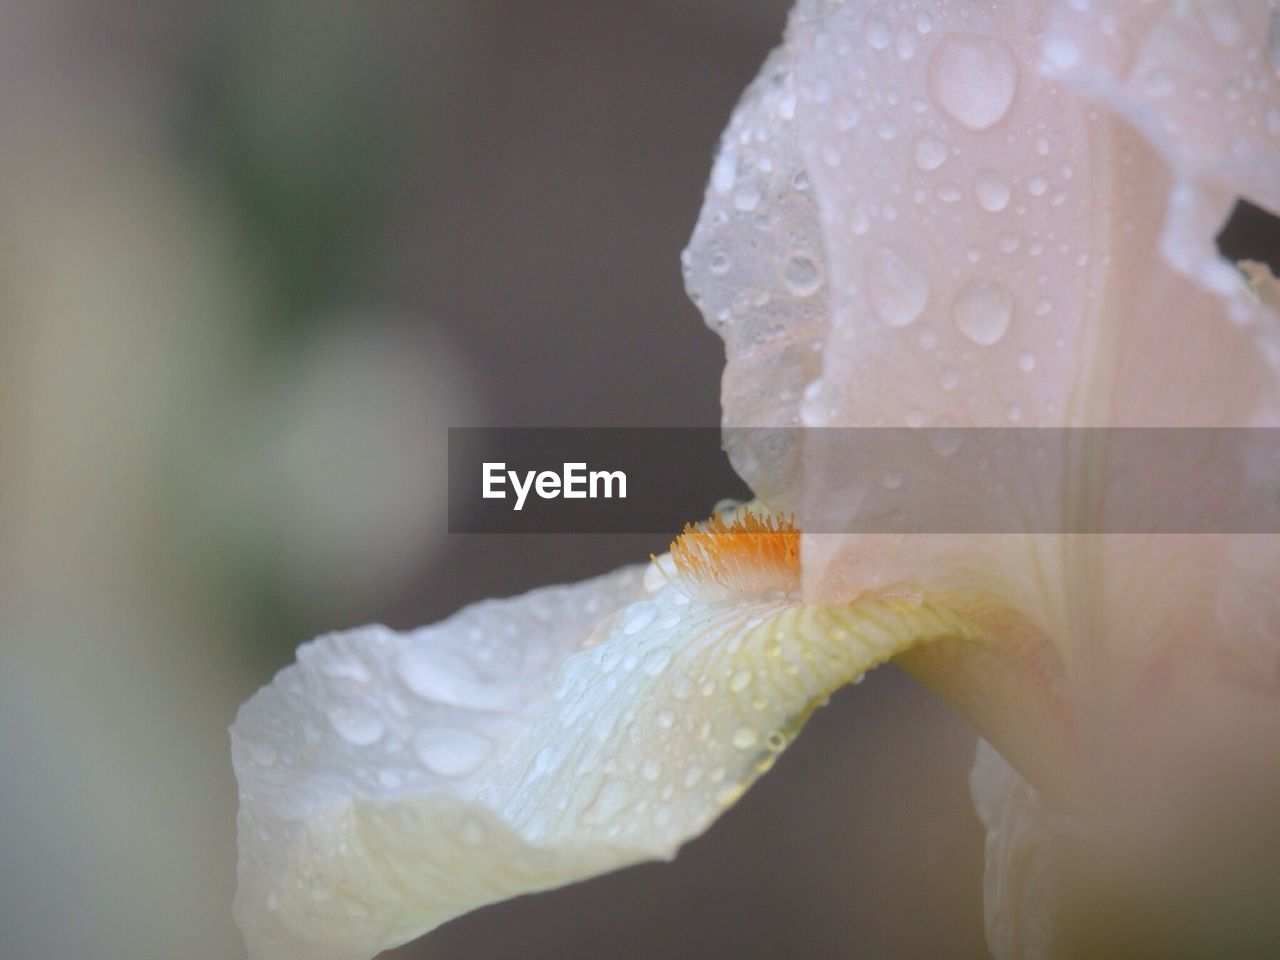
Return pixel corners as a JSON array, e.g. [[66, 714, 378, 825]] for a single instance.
[[928, 34, 1018, 131], [326, 703, 384, 746], [733, 726, 759, 749], [783, 253, 822, 296], [865, 16, 891, 50], [868, 246, 930, 328], [413, 727, 491, 777], [733, 182, 762, 212], [620, 602, 657, 635], [953, 280, 1014, 346], [973, 170, 1011, 212], [914, 134, 948, 170]]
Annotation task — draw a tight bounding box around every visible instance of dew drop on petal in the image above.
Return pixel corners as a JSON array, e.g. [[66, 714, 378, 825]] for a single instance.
[[246, 740, 278, 767], [413, 727, 492, 777], [953, 280, 1014, 346], [641, 647, 673, 676], [582, 779, 632, 825], [733, 182, 762, 212], [974, 170, 1011, 212], [729, 668, 754, 692], [641, 758, 663, 781], [868, 246, 930, 328], [930, 418, 964, 458], [620, 602, 657, 635], [711, 151, 736, 195], [733, 726, 759, 749], [326, 704, 384, 746], [1018, 351, 1037, 372], [927, 34, 1018, 131], [865, 16, 891, 50], [783, 253, 822, 296], [914, 134, 948, 170]]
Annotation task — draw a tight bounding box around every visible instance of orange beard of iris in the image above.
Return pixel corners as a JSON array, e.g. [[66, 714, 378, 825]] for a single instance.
[[667, 510, 800, 594]]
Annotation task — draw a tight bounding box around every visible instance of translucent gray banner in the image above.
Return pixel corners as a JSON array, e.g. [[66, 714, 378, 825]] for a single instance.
[[449, 428, 1280, 534]]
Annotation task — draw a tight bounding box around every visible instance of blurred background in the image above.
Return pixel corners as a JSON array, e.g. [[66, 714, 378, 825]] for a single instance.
[[7, 2, 1267, 959]]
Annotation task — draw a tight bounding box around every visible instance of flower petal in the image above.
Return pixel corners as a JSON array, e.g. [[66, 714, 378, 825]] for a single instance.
[[234, 554, 989, 959], [233, 566, 648, 960]]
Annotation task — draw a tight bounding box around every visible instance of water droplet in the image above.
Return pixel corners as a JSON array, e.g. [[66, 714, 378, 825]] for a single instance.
[[800, 378, 828, 427], [936, 182, 962, 203], [929, 418, 964, 457], [1034, 298, 1053, 317], [876, 119, 897, 141], [621, 603, 657, 635], [868, 246, 930, 328], [915, 12, 933, 34], [320, 654, 371, 684], [1043, 37, 1081, 70], [783, 254, 822, 297], [733, 182, 762, 212], [1027, 175, 1048, 197], [882, 471, 903, 490], [709, 251, 731, 276], [940, 366, 959, 390], [1017, 351, 1037, 372], [326, 704, 384, 746], [914, 134, 948, 170], [733, 726, 759, 749], [711, 151, 736, 195], [974, 170, 1011, 211], [997, 232, 1021, 254], [641, 758, 663, 781], [657, 708, 676, 728], [413, 727, 491, 777], [641, 647, 673, 676], [583, 779, 632, 825], [928, 34, 1018, 131], [1035, 136, 1050, 157], [865, 16, 891, 50], [461, 819, 486, 845], [895, 28, 918, 61], [778, 90, 797, 121], [729, 668, 753, 692], [953, 280, 1014, 346], [245, 740, 278, 767], [1006, 404, 1023, 423]]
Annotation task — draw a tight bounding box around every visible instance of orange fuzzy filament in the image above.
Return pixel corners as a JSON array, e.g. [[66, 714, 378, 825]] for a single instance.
[[668, 510, 800, 593]]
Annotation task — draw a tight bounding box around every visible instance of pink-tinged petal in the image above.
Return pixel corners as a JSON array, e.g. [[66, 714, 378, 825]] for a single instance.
[[686, 5, 1280, 952], [1041, 0, 1280, 303]]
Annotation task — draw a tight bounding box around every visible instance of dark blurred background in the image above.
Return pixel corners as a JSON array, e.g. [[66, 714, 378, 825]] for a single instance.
[[22, 2, 1280, 959]]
